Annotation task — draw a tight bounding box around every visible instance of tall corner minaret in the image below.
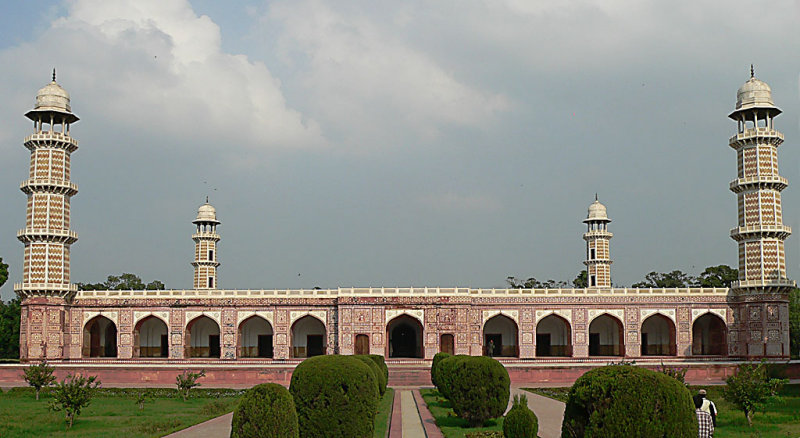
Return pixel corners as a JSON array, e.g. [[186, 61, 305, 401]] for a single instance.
[[728, 66, 793, 357], [191, 198, 220, 289], [583, 196, 613, 288], [16, 71, 80, 360], [16, 71, 80, 301]]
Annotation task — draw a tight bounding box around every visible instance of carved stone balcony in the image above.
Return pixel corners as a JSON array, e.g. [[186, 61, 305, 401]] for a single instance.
[[730, 224, 791, 241], [20, 178, 78, 196], [17, 228, 78, 244], [729, 175, 788, 193]]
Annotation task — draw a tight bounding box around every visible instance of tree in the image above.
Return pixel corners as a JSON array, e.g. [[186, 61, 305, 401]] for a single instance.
[[696, 265, 738, 287], [176, 369, 206, 401], [0, 257, 8, 289], [723, 361, 787, 427], [632, 270, 694, 288], [76, 273, 166, 291], [22, 361, 56, 400], [791, 288, 800, 359], [49, 374, 101, 429], [573, 270, 588, 288], [506, 276, 569, 289], [0, 298, 21, 359]]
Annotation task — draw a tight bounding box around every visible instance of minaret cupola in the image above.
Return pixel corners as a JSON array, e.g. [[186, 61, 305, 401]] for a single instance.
[[191, 198, 221, 289], [583, 196, 613, 288]]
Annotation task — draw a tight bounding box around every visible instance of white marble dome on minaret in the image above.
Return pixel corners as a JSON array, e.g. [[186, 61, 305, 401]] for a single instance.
[[191, 198, 221, 289], [583, 196, 613, 288]]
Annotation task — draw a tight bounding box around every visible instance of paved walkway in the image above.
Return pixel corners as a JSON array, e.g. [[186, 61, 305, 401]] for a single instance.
[[511, 387, 566, 438], [164, 412, 232, 437], [400, 390, 426, 437]]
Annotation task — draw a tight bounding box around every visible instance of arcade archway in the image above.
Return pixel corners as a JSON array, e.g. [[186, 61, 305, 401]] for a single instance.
[[536, 314, 572, 357], [134, 316, 168, 358], [387, 315, 423, 358], [185, 316, 221, 358], [692, 313, 727, 356], [291, 315, 326, 358], [483, 314, 518, 357], [589, 314, 624, 356], [641, 314, 676, 356], [238, 316, 273, 358], [83, 315, 117, 358]]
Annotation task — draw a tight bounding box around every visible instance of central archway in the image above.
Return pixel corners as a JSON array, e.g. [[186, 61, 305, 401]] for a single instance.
[[386, 315, 423, 358], [589, 314, 624, 356], [185, 316, 221, 358], [238, 316, 274, 358], [536, 314, 572, 357], [692, 313, 727, 356], [291, 315, 326, 358], [134, 316, 168, 358], [483, 314, 519, 358], [641, 314, 676, 356], [83, 315, 117, 358]]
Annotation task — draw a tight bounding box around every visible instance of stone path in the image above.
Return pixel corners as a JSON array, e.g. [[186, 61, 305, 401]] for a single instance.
[[164, 412, 232, 437], [511, 387, 566, 438], [400, 390, 426, 437]]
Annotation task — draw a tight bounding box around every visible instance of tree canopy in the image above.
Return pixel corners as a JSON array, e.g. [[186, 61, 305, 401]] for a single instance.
[[631, 265, 738, 288], [76, 273, 165, 291], [0, 257, 8, 290]]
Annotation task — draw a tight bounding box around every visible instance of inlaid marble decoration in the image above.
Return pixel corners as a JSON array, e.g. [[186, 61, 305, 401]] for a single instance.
[[385, 309, 424, 325]]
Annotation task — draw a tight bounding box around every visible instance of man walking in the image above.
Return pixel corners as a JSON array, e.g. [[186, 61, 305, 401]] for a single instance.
[[698, 389, 717, 427], [695, 396, 714, 437]]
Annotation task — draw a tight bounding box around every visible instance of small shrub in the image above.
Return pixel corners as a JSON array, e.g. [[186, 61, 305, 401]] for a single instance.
[[561, 365, 696, 438], [48, 374, 101, 429], [723, 361, 788, 426], [134, 391, 147, 410], [504, 394, 538, 438], [446, 356, 510, 427], [354, 355, 386, 395], [230, 383, 298, 438], [465, 432, 503, 438], [176, 369, 206, 401], [290, 355, 379, 438], [22, 360, 56, 400], [659, 361, 688, 386], [431, 352, 451, 389]]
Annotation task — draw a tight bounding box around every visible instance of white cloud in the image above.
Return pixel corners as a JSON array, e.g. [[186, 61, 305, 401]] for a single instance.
[[0, 0, 323, 155], [264, 0, 510, 149]]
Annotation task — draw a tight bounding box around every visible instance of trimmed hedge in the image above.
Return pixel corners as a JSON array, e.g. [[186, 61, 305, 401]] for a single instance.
[[230, 383, 298, 438], [561, 365, 697, 438], [367, 354, 389, 383], [437, 354, 469, 398], [503, 394, 538, 438], [443, 355, 510, 427], [431, 352, 451, 389], [290, 355, 379, 438], [354, 355, 386, 395]]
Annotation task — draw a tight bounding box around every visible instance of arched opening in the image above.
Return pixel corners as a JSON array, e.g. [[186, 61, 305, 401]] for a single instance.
[[589, 314, 624, 356], [82, 316, 117, 358], [387, 315, 423, 358], [354, 334, 370, 355], [692, 313, 727, 356], [238, 316, 273, 358], [641, 314, 676, 356], [536, 314, 572, 357], [483, 314, 519, 358], [440, 334, 455, 354], [134, 316, 168, 358], [185, 316, 221, 358], [291, 315, 326, 358]]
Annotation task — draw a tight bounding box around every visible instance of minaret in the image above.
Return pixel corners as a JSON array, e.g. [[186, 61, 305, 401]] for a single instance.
[[583, 196, 613, 288], [15, 71, 80, 360], [16, 71, 79, 300], [728, 67, 793, 357], [191, 199, 220, 289], [728, 67, 792, 291]]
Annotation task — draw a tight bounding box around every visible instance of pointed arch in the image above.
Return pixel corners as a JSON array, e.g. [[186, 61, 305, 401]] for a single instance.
[[238, 315, 274, 358], [536, 313, 572, 357], [134, 315, 168, 358], [82, 315, 117, 358], [640, 313, 676, 356], [290, 315, 326, 358], [483, 314, 519, 358], [588, 313, 624, 356], [386, 314, 424, 358], [692, 312, 727, 356], [185, 315, 221, 358]]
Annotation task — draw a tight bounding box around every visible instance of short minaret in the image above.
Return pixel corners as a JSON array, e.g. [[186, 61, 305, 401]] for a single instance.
[[191, 199, 220, 289], [728, 67, 793, 291], [583, 196, 613, 288], [16, 71, 80, 300]]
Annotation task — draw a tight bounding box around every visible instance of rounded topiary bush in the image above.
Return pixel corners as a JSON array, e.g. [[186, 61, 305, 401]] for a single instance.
[[561, 365, 697, 438], [230, 383, 298, 438], [367, 354, 389, 384], [504, 394, 538, 438], [354, 354, 386, 395], [437, 354, 468, 399], [290, 355, 379, 438], [446, 356, 510, 426], [431, 352, 451, 389]]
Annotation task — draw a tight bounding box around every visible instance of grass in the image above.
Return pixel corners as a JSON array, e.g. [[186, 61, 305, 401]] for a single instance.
[[524, 384, 800, 438], [374, 388, 395, 438], [420, 388, 504, 438], [0, 387, 241, 437]]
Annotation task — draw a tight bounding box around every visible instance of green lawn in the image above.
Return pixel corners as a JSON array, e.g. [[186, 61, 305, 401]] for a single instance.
[[0, 387, 242, 437], [374, 388, 395, 438], [524, 384, 800, 438], [420, 388, 504, 438]]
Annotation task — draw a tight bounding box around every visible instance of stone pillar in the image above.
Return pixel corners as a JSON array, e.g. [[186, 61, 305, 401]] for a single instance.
[[118, 309, 133, 359], [222, 309, 237, 360], [273, 309, 289, 360], [371, 307, 385, 356], [327, 308, 338, 355], [625, 307, 640, 358], [676, 307, 692, 357], [519, 309, 535, 359], [169, 309, 184, 359], [572, 308, 588, 358]]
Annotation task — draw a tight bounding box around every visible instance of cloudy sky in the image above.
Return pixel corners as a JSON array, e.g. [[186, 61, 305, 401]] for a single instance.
[[1, 0, 799, 300]]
